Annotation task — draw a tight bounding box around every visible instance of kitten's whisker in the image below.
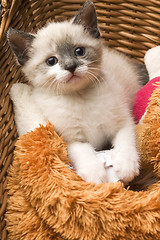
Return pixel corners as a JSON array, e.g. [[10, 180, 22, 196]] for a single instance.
[[88, 67, 105, 82], [87, 71, 100, 88], [48, 78, 57, 91], [87, 58, 101, 65], [88, 66, 101, 70], [87, 69, 106, 95], [55, 81, 63, 95], [87, 75, 98, 88], [87, 70, 102, 84], [41, 79, 53, 89]]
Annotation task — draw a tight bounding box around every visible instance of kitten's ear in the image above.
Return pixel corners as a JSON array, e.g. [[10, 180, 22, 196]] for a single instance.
[[7, 28, 35, 66], [73, 1, 100, 38]]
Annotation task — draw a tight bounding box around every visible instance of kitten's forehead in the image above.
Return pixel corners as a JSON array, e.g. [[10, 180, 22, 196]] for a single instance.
[[33, 21, 99, 51]]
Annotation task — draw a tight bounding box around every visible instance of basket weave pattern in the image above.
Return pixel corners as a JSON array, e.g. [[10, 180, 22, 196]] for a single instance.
[[1, 0, 160, 239]]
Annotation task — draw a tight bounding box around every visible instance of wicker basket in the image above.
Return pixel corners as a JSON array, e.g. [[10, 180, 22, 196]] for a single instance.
[[0, 0, 160, 239]]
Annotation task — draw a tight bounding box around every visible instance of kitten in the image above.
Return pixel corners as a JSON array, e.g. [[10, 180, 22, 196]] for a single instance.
[[8, 1, 144, 184]]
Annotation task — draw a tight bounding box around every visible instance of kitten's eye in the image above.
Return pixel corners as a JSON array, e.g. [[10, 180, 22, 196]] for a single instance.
[[75, 47, 85, 57], [46, 56, 58, 66]]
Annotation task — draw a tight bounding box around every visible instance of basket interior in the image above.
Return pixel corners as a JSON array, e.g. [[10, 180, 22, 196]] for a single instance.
[[1, 0, 160, 239]]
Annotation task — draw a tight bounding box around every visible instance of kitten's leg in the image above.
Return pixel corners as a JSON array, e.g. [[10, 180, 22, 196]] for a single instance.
[[68, 142, 108, 184], [10, 83, 46, 136], [112, 119, 140, 184]]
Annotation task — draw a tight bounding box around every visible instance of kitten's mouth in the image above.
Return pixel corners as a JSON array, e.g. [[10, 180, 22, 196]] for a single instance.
[[66, 74, 81, 84]]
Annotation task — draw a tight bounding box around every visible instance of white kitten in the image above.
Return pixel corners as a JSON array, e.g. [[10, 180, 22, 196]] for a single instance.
[[8, 1, 143, 184]]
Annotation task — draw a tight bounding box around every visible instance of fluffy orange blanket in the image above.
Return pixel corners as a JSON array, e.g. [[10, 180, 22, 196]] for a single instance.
[[5, 84, 160, 239]]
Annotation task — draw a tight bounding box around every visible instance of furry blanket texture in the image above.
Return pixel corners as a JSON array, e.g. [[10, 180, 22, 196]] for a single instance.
[[5, 84, 160, 239], [5, 45, 160, 239]]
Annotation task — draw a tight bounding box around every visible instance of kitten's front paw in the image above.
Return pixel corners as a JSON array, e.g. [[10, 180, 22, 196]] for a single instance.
[[112, 149, 140, 184], [76, 162, 108, 184], [10, 83, 32, 102]]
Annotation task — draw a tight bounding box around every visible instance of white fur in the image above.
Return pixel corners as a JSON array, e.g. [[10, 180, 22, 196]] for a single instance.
[[10, 83, 47, 135], [10, 20, 140, 184]]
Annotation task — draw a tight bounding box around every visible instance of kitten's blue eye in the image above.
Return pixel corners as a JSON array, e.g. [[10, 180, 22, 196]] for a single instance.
[[46, 56, 58, 66], [75, 47, 85, 57]]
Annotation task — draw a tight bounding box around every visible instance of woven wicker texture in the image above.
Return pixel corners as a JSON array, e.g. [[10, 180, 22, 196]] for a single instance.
[[0, 0, 160, 239]]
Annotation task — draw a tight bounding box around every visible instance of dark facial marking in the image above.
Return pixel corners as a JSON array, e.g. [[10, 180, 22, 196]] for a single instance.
[[56, 35, 102, 73], [57, 41, 82, 72]]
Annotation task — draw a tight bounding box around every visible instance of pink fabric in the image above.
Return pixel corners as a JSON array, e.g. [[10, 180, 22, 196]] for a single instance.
[[133, 77, 160, 123]]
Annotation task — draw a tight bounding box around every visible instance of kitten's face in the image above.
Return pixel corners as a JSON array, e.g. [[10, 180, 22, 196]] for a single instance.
[[23, 22, 102, 93], [8, 1, 102, 94]]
